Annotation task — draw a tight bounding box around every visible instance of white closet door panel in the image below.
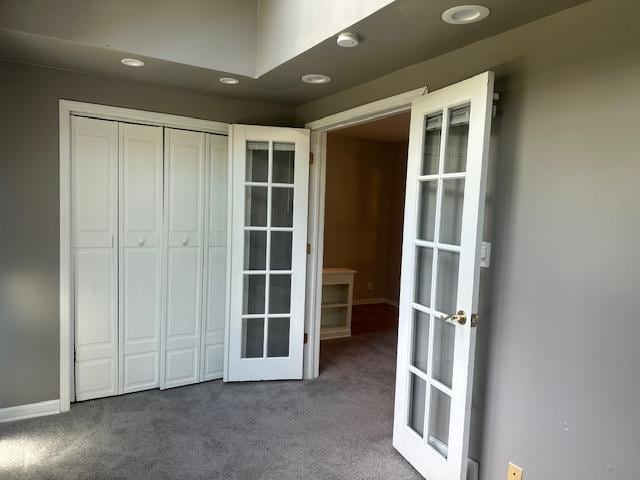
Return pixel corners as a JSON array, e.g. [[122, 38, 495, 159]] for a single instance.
[[119, 123, 163, 394], [72, 116, 118, 401], [75, 250, 116, 351], [203, 247, 227, 380], [202, 134, 228, 381], [162, 128, 206, 389], [166, 248, 200, 337], [73, 118, 117, 248]]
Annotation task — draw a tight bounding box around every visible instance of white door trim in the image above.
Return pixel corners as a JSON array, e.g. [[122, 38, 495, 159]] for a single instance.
[[303, 86, 427, 379], [60, 100, 229, 412]]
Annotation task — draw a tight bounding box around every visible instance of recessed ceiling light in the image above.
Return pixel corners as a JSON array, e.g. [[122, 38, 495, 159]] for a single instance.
[[219, 77, 240, 85], [121, 58, 144, 67], [442, 5, 490, 24], [301, 74, 332, 85], [337, 32, 359, 48]]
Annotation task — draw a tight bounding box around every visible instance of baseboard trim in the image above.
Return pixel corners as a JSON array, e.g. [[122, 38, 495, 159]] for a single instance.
[[353, 297, 398, 307], [0, 399, 61, 423]]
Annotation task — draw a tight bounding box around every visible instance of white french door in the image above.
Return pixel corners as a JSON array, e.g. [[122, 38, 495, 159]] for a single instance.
[[393, 72, 494, 480], [227, 125, 310, 381]]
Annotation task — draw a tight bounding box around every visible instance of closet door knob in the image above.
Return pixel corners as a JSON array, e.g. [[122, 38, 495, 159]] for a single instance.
[[137, 237, 145, 246], [181, 237, 189, 246]]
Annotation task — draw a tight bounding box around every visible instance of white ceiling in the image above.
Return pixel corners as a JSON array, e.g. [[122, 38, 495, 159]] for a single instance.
[[0, 0, 589, 105]]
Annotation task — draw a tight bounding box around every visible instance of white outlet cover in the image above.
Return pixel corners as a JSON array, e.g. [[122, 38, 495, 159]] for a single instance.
[[480, 241, 491, 268]]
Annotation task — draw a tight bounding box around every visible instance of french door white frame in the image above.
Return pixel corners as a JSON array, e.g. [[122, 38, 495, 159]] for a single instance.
[[302, 86, 427, 380], [59, 100, 229, 412]]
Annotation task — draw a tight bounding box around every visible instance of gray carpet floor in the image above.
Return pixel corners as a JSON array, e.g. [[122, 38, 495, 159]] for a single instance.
[[0, 330, 421, 479]]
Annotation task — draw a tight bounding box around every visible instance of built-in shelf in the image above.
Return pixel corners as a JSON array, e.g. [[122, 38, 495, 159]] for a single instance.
[[321, 302, 349, 309], [320, 268, 356, 340]]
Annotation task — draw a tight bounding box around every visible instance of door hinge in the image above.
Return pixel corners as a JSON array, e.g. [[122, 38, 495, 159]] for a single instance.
[[309, 152, 314, 165], [304, 333, 308, 344], [306, 243, 311, 255]]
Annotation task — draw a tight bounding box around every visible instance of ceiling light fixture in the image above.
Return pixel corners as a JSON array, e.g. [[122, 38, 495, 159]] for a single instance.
[[121, 58, 144, 67], [301, 74, 332, 85], [441, 5, 490, 25], [219, 77, 240, 85], [337, 32, 359, 48]]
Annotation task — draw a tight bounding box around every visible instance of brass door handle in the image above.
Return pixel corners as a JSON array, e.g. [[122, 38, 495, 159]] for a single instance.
[[440, 310, 467, 325]]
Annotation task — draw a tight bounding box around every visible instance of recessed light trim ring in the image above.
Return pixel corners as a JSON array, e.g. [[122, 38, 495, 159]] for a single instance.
[[301, 74, 332, 84], [442, 5, 490, 24], [121, 58, 145, 67]]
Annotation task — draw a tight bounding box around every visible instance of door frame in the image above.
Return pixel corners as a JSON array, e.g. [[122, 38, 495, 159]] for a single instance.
[[302, 86, 427, 380], [59, 100, 229, 412]]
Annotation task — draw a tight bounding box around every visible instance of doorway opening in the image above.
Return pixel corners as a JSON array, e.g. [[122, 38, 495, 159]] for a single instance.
[[318, 112, 410, 372]]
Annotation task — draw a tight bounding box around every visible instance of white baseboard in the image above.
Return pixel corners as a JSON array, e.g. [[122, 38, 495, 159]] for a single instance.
[[0, 399, 61, 423], [353, 297, 398, 307]]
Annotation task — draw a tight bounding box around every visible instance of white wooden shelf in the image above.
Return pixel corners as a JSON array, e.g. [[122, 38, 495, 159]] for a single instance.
[[320, 268, 356, 340]]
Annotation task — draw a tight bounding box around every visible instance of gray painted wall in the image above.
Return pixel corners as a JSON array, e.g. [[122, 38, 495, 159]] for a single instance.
[[0, 62, 295, 409], [298, 0, 640, 478]]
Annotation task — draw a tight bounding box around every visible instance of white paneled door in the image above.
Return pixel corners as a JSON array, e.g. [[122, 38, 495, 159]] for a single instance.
[[72, 116, 119, 401], [201, 134, 229, 381], [393, 72, 494, 480], [227, 125, 310, 381], [161, 128, 206, 389], [73, 116, 228, 400], [119, 123, 163, 393]]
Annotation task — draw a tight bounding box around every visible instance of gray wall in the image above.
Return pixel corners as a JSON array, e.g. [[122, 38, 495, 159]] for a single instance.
[[0, 62, 295, 409], [298, 1, 640, 478]]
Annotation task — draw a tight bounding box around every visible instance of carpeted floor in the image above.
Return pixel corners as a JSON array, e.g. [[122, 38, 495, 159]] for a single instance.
[[0, 330, 421, 480]]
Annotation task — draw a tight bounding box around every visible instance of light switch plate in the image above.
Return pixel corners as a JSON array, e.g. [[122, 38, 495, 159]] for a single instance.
[[480, 241, 492, 268], [507, 462, 523, 480]]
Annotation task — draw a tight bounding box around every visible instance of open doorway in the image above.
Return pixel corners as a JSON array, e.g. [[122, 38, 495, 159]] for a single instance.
[[318, 112, 410, 371]]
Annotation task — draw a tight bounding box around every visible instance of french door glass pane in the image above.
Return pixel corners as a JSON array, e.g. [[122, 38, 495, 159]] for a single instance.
[[271, 187, 294, 227], [243, 274, 265, 314], [414, 247, 434, 307], [432, 318, 455, 388], [245, 186, 268, 226], [417, 181, 437, 242], [427, 387, 451, 457], [242, 318, 264, 358], [246, 142, 269, 182], [267, 317, 290, 357], [409, 373, 427, 437], [412, 310, 430, 373], [439, 179, 465, 245], [244, 231, 267, 270], [272, 143, 295, 184], [270, 231, 292, 270], [269, 274, 291, 314], [443, 105, 470, 173], [435, 251, 459, 314], [422, 113, 443, 175]]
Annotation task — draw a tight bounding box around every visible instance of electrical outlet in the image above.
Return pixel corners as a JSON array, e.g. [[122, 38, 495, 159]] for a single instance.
[[367, 282, 374, 292], [507, 463, 523, 480]]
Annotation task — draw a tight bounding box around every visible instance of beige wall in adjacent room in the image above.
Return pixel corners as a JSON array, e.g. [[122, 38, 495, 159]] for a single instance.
[[323, 133, 406, 303]]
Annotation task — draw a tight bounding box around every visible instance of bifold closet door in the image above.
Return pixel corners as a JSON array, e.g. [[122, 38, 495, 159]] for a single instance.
[[119, 123, 163, 393], [201, 134, 229, 381], [72, 116, 119, 401], [161, 129, 206, 389]]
